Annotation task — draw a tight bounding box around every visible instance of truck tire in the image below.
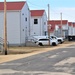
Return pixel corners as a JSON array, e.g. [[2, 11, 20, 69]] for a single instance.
[[38, 43, 43, 46], [58, 40, 62, 44], [52, 42, 57, 46]]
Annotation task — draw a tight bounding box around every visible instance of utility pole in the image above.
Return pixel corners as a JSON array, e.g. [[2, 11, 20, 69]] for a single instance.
[[4, 0, 7, 55], [60, 12, 63, 37], [48, 4, 50, 45]]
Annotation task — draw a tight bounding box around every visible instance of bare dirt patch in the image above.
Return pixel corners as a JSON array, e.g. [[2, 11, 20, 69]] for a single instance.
[[0, 41, 75, 64], [0, 41, 74, 55]]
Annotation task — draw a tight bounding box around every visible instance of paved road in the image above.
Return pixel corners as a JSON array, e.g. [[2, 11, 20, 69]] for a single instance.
[[0, 45, 75, 75]]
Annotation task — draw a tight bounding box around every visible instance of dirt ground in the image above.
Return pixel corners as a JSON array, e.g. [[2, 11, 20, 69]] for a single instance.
[[0, 41, 75, 64]]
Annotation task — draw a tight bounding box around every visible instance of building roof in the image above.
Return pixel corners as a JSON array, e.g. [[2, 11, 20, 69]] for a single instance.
[[68, 22, 72, 26], [73, 23, 75, 27], [48, 20, 68, 25], [68, 22, 75, 27], [0, 1, 26, 10], [30, 10, 45, 16], [48, 20, 68, 32]]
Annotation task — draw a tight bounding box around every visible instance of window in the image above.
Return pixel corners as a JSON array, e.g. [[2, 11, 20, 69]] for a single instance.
[[51, 36, 57, 39], [22, 13, 24, 15], [23, 29, 24, 31], [44, 22, 46, 25], [25, 18, 27, 21], [34, 19, 38, 24], [39, 39, 49, 41], [28, 8, 29, 10], [45, 31, 47, 36]]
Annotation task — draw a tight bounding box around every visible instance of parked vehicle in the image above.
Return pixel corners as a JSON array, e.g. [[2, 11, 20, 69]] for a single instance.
[[50, 35, 64, 44], [32, 36, 58, 46]]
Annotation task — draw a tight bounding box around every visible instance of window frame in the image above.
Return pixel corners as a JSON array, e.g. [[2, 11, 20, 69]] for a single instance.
[[34, 19, 38, 24]]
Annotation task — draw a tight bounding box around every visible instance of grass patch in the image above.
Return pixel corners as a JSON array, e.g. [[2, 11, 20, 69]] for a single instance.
[[0, 41, 72, 55], [7, 46, 52, 55]]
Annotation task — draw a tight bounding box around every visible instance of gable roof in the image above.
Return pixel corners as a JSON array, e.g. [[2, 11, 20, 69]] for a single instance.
[[48, 20, 68, 25], [68, 22, 72, 26], [73, 23, 75, 27], [48, 20, 68, 32], [0, 1, 26, 10], [30, 10, 45, 16]]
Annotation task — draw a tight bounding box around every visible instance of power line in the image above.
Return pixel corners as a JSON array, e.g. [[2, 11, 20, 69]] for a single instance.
[[50, 8, 75, 21], [27, 0, 42, 8], [27, 0, 47, 9], [27, 0, 75, 21], [63, 13, 75, 19]]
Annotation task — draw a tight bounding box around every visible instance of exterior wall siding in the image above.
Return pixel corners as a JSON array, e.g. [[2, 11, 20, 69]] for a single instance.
[[21, 2, 30, 45], [68, 26, 73, 36], [0, 11, 21, 45], [0, 12, 4, 39], [30, 11, 47, 36], [42, 11, 47, 35], [73, 27, 75, 36], [30, 17, 41, 36], [62, 24, 68, 30], [68, 24, 75, 41], [62, 24, 68, 39]]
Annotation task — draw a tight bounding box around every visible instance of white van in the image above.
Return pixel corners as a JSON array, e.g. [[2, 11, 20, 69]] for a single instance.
[[32, 36, 58, 46]]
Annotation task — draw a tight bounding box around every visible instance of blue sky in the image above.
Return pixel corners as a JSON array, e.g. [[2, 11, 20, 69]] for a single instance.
[[1, 0, 75, 22], [1, 0, 75, 8]]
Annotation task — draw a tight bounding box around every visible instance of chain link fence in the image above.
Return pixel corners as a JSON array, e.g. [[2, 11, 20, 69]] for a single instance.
[[0, 43, 3, 53], [0, 37, 9, 55], [0, 37, 4, 54]]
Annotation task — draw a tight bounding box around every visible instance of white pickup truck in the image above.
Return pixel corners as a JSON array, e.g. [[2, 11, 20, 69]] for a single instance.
[[50, 35, 64, 44], [31, 36, 58, 46]]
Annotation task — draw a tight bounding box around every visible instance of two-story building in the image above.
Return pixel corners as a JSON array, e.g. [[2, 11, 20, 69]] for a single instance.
[[48, 20, 68, 39], [30, 10, 48, 36], [0, 1, 30, 46]]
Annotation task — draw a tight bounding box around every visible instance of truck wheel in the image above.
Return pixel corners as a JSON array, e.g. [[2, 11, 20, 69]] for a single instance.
[[39, 43, 43, 46], [52, 42, 56, 46], [58, 40, 62, 44]]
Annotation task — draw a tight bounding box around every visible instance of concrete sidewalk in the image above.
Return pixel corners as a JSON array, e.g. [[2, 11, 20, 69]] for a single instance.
[[0, 42, 75, 64]]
